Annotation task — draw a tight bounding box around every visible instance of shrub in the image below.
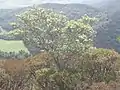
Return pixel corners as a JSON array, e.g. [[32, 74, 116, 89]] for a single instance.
[[79, 48, 120, 84], [34, 48, 120, 90], [0, 48, 119, 90]]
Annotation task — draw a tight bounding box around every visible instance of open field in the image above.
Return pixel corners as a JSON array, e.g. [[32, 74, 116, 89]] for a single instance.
[[0, 39, 29, 53]]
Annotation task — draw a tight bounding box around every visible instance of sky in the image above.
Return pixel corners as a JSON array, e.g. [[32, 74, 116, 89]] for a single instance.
[[0, 0, 86, 9]]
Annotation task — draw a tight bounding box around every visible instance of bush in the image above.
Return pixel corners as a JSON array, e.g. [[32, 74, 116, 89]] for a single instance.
[[0, 48, 119, 90], [33, 48, 120, 90], [0, 60, 31, 90], [80, 48, 120, 84]]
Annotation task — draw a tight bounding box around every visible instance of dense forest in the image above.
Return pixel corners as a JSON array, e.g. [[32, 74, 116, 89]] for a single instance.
[[0, 0, 120, 90]]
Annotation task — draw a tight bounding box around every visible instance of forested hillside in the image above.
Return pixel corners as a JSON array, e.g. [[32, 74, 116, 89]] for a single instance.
[[40, 3, 100, 19], [93, 0, 120, 52]]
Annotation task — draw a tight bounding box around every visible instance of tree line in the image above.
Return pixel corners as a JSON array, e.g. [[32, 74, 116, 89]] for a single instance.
[[0, 50, 30, 59]]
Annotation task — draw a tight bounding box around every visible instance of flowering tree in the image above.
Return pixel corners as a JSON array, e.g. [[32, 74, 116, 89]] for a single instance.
[[14, 7, 96, 56]]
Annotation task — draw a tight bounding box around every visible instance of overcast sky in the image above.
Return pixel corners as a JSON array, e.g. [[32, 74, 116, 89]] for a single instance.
[[0, 0, 87, 9]]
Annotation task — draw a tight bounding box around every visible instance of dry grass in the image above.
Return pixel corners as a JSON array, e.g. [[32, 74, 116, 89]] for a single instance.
[[0, 52, 50, 75], [0, 53, 50, 90], [89, 82, 120, 90]]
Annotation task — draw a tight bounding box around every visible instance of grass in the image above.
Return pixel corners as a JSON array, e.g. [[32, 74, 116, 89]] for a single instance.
[[0, 39, 29, 53]]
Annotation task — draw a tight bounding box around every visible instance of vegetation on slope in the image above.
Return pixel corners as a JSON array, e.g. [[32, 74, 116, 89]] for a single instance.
[[0, 48, 119, 90]]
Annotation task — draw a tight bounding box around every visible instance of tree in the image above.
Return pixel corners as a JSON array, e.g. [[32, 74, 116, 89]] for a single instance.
[[13, 7, 68, 54], [11, 7, 97, 71], [11, 7, 101, 90], [14, 7, 96, 55]]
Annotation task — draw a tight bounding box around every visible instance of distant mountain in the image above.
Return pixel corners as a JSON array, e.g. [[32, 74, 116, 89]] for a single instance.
[[82, 0, 110, 8], [84, 0, 120, 11], [91, 0, 120, 52], [0, 8, 26, 30], [40, 3, 100, 19], [0, 3, 100, 30]]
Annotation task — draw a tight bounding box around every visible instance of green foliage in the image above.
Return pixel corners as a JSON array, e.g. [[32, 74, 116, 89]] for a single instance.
[[117, 36, 120, 43]]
